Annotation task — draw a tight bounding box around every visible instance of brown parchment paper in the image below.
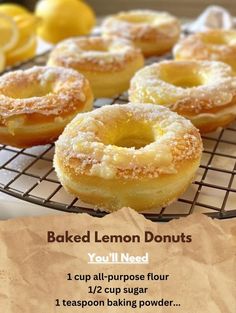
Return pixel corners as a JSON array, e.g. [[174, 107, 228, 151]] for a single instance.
[[0, 209, 235, 313]]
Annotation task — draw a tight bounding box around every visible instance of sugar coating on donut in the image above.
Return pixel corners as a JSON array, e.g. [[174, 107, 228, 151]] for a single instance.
[[173, 30, 236, 61], [129, 60, 236, 115], [56, 104, 202, 180], [48, 37, 143, 72], [0, 66, 89, 124], [102, 10, 180, 41]]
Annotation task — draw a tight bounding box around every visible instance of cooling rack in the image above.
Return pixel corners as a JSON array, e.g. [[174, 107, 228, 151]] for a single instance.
[[0, 52, 235, 222]]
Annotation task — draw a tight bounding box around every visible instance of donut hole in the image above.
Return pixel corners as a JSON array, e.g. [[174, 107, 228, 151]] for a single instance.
[[201, 33, 231, 45], [113, 122, 155, 149], [167, 76, 203, 88], [80, 40, 108, 52], [115, 135, 153, 149], [5, 83, 53, 99], [159, 63, 204, 88], [85, 44, 108, 52], [119, 14, 154, 24]]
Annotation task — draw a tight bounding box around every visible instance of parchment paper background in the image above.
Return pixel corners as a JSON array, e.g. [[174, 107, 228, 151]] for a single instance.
[[0, 209, 235, 312]]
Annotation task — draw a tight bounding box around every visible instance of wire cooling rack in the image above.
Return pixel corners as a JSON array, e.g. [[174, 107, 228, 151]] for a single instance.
[[0, 52, 236, 222]]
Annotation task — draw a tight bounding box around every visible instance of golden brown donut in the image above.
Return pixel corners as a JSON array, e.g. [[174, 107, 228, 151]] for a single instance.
[[54, 103, 202, 212], [47, 36, 144, 98], [102, 10, 180, 57], [0, 66, 93, 148], [173, 29, 236, 72], [129, 60, 236, 133]]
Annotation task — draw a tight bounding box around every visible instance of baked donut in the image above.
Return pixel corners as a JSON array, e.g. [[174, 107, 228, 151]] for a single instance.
[[101, 10, 180, 57], [129, 60, 236, 133], [47, 36, 144, 98], [173, 29, 236, 72], [54, 103, 202, 212], [0, 66, 93, 148]]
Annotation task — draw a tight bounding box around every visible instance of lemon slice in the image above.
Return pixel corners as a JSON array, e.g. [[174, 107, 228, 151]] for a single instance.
[[0, 3, 38, 37], [0, 3, 30, 17], [6, 34, 37, 66], [0, 49, 5, 72], [0, 13, 19, 52], [15, 14, 39, 36]]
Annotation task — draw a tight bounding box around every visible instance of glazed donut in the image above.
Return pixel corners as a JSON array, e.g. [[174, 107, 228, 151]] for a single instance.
[[47, 36, 144, 98], [101, 10, 180, 57], [0, 66, 93, 148], [54, 103, 202, 212], [129, 60, 236, 133], [173, 29, 236, 72]]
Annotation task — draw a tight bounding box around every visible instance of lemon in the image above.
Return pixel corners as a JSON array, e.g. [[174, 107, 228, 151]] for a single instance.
[[6, 34, 37, 66], [35, 0, 96, 43], [0, 49, 5, 72], [0, 13, 19, 52]]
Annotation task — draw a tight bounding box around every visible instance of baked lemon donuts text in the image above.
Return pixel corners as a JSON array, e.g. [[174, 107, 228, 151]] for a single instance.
[[129, 60, 236, 133], [174, 29, 236, 72], [102, 10, 180, 56], [48, 36, 144, 98], [0, 66, 93, 148], [54, 104, 202, 211]]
